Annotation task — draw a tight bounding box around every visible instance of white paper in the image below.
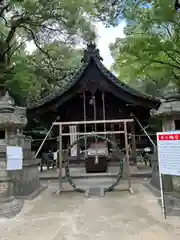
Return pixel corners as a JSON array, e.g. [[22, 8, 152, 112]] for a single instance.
[[6, 146, 23, 170], [69, 125, 77, 156], [53, 151, 57, 160], [157, 131, 180, 176]]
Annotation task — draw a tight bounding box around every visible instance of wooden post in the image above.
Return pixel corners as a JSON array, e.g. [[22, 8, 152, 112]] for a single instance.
[[131, 123, 136, 164], [58, 123, 63, 190], [111, 124, 115, 142], [77, 124, 80, 158], [93, 95, 97, 133], [83, 92, 87, 152], [124, 122, 133, 193], [102, 92, 106, 136]]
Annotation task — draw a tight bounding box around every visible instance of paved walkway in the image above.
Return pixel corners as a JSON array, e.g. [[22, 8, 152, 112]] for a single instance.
[[0, 181, 180, 240]]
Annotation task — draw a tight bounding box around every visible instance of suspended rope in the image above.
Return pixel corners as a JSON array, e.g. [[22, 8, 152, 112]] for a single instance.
[[64, 134, 125, 193]]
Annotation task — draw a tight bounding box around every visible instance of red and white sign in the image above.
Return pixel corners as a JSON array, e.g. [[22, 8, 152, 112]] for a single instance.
[[158, 134, 180, 141], [157, 131, 180, 176]]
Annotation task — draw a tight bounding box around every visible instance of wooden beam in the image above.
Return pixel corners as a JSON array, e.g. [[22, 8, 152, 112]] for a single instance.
[[60, 131, 125, 136], [53, 119, 134, 126]]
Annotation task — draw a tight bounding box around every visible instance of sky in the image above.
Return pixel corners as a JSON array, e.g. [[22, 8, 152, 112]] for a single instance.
[[26, 21, 126, 69], [95, 21, 126, 68]]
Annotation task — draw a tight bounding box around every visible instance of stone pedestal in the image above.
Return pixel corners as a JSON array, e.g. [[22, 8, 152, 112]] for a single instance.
[[161, 118, 174, 192], [150, 151, 173, 192], [150, 152, 160, 190], [0, 145, 24, 217], [0, 91, 40, 217], [8, 137, 40, 197], [150, 82, 180, 193]]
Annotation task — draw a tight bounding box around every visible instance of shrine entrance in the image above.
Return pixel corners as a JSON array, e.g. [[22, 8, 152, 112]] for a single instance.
[[52, 118, 134, 195], [28, 43, 159, 195]]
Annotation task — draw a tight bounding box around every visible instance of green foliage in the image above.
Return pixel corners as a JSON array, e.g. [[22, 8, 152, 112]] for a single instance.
[[5, 42, 83, 105], [111, 0, 180, 97], [0, 0, 123, 105]]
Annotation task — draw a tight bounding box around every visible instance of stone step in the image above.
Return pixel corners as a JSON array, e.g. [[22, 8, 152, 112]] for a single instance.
[[85, 187, 105, 197]]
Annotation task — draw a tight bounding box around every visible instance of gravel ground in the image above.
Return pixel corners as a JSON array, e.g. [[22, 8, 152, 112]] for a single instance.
[[0, 180, 180, 240]]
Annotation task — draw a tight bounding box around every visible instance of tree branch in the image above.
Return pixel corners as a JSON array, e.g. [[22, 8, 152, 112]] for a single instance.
[[172, 70, 180, 81], [111, 0, 118, 6], [152, 59, 180, 70], [20, 25, 55, 71], [146, 74, 157, 84], [162, 24, 172, 39], [5, 17, 31, 45], [9, 39, 27, 60], [163, 49, 180, 66], [0, 3, 8, 17]]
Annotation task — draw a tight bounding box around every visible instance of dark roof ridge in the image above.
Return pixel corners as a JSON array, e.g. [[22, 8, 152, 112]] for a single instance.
[[27, 44, 159, 110]]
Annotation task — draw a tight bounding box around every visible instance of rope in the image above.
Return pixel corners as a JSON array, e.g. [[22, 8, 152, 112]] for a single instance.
[[63, 134, 125, 193], [31, 133, 156, 142], [32, 136, 58, 141]]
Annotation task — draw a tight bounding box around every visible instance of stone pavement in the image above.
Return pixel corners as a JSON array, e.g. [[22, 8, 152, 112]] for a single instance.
[[0, 181, 180, 240]]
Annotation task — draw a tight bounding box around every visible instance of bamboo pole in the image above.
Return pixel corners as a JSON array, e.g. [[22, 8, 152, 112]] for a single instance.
[[34, 124, 54, 158], [131, 113, 156, 148]]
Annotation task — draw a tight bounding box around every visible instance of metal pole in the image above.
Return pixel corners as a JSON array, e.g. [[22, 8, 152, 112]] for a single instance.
[[131, 113, 156, 148], [159, 173, 166, 218], [34, 124, 54, 158]]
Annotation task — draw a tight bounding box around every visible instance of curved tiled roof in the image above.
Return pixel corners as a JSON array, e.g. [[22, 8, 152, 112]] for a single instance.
[[27, 43, 159, 110]]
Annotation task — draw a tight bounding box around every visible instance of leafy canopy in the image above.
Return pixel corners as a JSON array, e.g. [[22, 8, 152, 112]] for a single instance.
[[0, 0, 123, 104], [110, 0, 180, 96]]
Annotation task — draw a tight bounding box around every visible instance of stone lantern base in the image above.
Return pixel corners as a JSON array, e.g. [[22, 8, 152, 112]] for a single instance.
[[0, 91, 42, 217], [0, 196, 24, 218], [150, 152, 173, 192]]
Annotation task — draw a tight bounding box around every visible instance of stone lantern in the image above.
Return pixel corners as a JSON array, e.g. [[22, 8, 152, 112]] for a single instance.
[[150, 82, 180, 192], [0, 91, 40, 217]]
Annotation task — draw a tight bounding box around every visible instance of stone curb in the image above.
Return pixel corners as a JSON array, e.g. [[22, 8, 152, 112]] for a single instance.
[[40, 172, 152, 181], [15, 185, 48, 200]]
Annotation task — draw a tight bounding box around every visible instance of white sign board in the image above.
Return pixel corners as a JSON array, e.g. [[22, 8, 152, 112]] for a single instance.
[[53, 151, 57, 160], [157, 131, 180, 176], [6, 146, 23, 170]]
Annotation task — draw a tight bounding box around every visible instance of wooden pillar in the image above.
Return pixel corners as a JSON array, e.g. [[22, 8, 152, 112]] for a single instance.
[[111, 124, 115, 142], [58, 124, 63, 190], [93, 95, 97, 132], [124, 122, 132, 191], [131, 123, 136, 164], [83, 92, 87, 152], [102, 92, 106, 135], [77, 125, 80, 158]]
